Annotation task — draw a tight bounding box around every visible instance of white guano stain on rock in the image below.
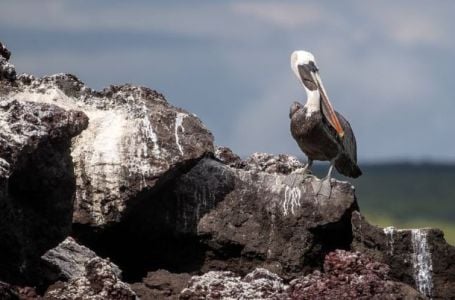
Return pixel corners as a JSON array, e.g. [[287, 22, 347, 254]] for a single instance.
[[383, 226, 395, 255], [12, 87, 82, 111], [411, 229, 433, 298], [72, 110, 127, 225], [282, 186, 301, 216], [139, 103, 160, 157], [175, 112, 187, 155], [5, 77, 214, 226]]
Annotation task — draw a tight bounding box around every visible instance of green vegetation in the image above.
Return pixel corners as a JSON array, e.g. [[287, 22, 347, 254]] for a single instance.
[[313, 163, 455, 246], [364, 213, 455, 246]]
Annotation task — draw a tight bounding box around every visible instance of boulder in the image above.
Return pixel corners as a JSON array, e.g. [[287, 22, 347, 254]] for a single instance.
[[0, 98, 88, 284], [352, 211, 455, 299], [4, 73, 214, 227], [41, 237, 121, 283], [192, 156, 358, 279], [44, 257, 137, 300]]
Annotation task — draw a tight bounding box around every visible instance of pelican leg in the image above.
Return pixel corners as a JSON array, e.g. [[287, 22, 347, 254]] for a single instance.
[[292, 159, 314, 178], [315, 161, 335, 197], [289, 159, 315, 187]]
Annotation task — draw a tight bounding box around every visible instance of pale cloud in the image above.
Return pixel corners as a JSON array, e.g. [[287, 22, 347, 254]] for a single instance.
[[0, 1, 253, 41], [230, 2, 324, 29], [355, 1, 452, 47]]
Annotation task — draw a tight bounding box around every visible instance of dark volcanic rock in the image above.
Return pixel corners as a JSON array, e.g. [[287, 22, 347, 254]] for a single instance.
[[0, 42, 15, 81], [0, 281, 18, 300], [0, 280, 41, 299], [69, 154, 357, 283], [214, 146, 241, 167], [41, 237, 121, 283], [0, 98, 88, 284], [193, 158, 358, 278], [288, 250, 424, 300], [180, 268, 288, 300], [239, 152, 305, 174], [130, 270, 190, 300], [0, 42, 12, 60], [44, 257, 136, 300], [351, 211, 455, 299], [2, 73, 214, 227]]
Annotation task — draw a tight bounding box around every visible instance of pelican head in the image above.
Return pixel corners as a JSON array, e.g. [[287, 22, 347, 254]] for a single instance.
[[290, 50, 344, 138]]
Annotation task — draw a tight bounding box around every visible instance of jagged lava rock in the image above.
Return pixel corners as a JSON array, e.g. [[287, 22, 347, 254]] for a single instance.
[[0, 42, 15, 81], [351, 211, 455, 299], [288, 250, 424, 300], [0, 42, 12, 60], [164, 153, 359, 279], [238, 151, 306, 174], [41, 237, 121, 283], [0, 97, 88, 284], [44, 257, 137, 300], [0, 281, 19, 300], [180, 268, 288, 300], [72, 153, 357, 286], [130, 269, 191, 300], [3, 73, 214, 226], [214, 146, 241, 167]]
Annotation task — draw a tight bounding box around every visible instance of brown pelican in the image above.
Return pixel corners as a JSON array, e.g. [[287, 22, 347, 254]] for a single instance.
[[289, 50, 361, 192]]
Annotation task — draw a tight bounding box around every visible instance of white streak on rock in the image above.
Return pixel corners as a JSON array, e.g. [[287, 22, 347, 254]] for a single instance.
[[139, 103, 160, 157], [283, 186, 301, 216], [411, 229, 433, 298], [175, 112, 186, 155], [383, 226, 395, 255]]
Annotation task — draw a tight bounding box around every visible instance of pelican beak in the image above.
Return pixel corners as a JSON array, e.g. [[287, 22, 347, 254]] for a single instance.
[[311, 71, 345, 138]]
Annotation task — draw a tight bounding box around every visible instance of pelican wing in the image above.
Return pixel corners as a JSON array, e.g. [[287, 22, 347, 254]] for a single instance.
[[335, 111, 357, 162]]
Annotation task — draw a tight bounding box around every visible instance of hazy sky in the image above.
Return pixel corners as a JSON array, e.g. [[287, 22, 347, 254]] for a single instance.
[[1, 1, 455, 161]]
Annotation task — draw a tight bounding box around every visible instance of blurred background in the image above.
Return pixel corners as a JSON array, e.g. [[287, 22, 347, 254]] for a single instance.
[[1, 1, 454, 243]]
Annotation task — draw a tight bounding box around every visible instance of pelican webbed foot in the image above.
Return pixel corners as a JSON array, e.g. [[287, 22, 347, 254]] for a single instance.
[[315, 161, 335, 198]]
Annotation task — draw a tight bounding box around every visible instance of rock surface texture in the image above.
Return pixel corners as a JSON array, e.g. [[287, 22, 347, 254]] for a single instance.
[[193, 157, 358, 278], [179, 251, 423, 300], [0, 41, 453, 299], [130, 270, 190, 300], [41, 237, 121, 283], [3, 73, 214, 227], [44, 257, 137, 300], [180, 268, 289, 300], [0, 42, 15, 81], [288, 250, 424, 300], [0, 84, 88, 284]]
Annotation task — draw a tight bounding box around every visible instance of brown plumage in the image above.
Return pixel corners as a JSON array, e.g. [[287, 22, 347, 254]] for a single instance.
[[290, 50, 361, 179], [290, 102, 361, 178]]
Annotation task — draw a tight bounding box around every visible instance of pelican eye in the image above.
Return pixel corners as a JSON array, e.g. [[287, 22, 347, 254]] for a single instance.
[[308, 61, 318, 73]]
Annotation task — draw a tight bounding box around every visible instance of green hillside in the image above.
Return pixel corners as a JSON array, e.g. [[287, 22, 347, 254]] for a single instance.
[[313, 163, 455, 245]]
